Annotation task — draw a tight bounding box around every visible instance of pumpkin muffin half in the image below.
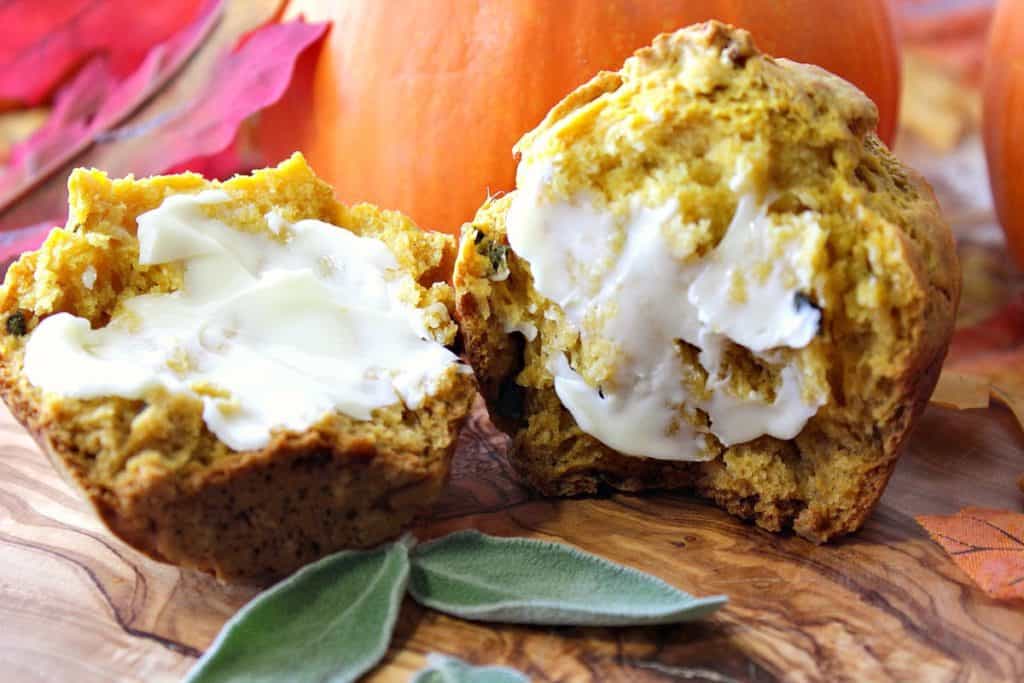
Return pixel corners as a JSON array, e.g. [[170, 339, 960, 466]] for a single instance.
[[453, 22, 959, 542], [0, 153, 475, 579]]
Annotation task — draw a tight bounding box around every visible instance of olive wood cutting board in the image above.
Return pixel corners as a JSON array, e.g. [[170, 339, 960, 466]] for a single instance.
[[0, 396, 1022, 683]]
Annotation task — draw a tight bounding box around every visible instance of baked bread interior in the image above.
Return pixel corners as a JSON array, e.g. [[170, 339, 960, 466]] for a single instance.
[[453, 22, 959, 542], [0, 153, 475, 579]]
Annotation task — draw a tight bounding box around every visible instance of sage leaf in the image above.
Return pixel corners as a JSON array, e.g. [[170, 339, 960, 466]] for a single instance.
[[408, 530, 726, 626], [186, 538, 411, 683], [411, 653, 530, 683]]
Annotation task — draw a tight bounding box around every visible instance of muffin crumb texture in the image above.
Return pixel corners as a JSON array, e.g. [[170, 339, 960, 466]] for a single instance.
[[0, 153, 475, 579], [454, 22, 959, 541]]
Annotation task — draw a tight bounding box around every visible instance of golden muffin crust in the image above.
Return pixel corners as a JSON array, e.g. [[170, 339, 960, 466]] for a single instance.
[[0, 154, 475, 579], [454, 22, 959, 541]]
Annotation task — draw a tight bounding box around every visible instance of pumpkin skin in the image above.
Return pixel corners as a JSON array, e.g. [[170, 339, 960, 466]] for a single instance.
[[261, 0, 900, 234], [983, 0, 1024, 267]]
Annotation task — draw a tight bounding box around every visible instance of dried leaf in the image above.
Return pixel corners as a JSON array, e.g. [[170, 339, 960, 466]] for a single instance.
[[945, 294, 1024, 433], [0, 222, 52, 268], [948, 349, 1024, 435], [0, 0, 210, 106], [105, 19, 328, 179], [0, 0, 225, 215], [929, 370, 990, 410], [956, 242, 1023, 328], [917, 507, 1024, 601], [0, 0, 289, 238], [948, 293, 1024, 363], [991, 385, 1024, 437]]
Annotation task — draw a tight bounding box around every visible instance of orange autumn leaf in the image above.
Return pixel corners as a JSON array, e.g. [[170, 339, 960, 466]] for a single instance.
[[917, 507, 1024, 601], [930, 370, 990, 410], [0, 1, 321, 264], [948, 348, 1024, 432], [945, 345, 1024, 435], [0, 0, 210, 107], [948, 293, 1024, 363], [944, 293, 1024, 431]]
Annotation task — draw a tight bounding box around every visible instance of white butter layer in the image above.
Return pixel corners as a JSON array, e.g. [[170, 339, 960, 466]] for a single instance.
[[506, 164, 827, 461], [688, 194, 823, 352], [24, 191, 461, 452]]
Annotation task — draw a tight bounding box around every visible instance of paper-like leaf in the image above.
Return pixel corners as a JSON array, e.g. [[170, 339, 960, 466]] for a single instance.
[[0, 221, 52, 270], [946, 348, 1024, 435], [411, 654, 530, 683], [408, 530, 727, 626], [185, 539, 411, 683], [917, 507, 1024, 601], [948, 294, 1024, 363], [0, 0, 210, 106], [0, 0, 292, 237], [108, 19, 328, 179], [965, 353, 1024, 434], [0, 0, 225, 209], [945, 294, 1024, 434], [929, 370, 990, 411]]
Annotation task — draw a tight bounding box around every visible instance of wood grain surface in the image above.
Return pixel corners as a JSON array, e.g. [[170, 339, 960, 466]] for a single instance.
[[1, 395, 1022, 683]]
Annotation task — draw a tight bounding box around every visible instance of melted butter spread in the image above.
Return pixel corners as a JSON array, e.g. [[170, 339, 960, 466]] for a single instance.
[[24, 191, 461, 451], [506, 164, 827, 461]]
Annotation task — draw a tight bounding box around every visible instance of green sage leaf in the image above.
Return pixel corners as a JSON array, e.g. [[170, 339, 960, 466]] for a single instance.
[[411, 653, 530, 683], [186, 538, 411, 683], [408, 530, 726, 626]]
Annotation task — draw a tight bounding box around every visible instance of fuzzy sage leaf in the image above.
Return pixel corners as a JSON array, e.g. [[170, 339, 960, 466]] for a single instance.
[[185, 538, 411, 683], [411, 653, 530, 683], [408, 530, 726, 626]]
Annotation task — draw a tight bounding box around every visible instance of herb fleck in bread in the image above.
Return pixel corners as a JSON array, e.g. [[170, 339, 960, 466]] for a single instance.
[[453, 22, 959, 541], [0, 154, 475, 579]]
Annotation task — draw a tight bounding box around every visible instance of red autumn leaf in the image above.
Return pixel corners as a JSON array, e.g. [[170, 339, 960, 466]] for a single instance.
[[107, 19, 329, 179], [0, 3, 323, 265], [917, 507, 1024, 601], [945, 293, 1024, 431], [948, 293, 1024, 364], [0, 221, 52, 265], [946, 347, 1024, 436], [5, 59, 116, 179], [0, 0, 223, 212], [0, 0, 210, 107]]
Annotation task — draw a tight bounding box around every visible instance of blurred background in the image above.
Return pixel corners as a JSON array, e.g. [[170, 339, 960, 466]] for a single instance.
[[0, 0, 1018, 344], [891, 0, 1018, 332]]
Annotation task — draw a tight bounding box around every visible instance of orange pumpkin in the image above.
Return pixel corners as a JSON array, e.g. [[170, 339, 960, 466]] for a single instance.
[[983, 0, 1024, 267], [261, 0, 900, 234]]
